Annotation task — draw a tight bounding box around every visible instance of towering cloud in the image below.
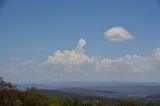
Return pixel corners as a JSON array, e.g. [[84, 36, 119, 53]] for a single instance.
[[75, 39, 87, 53], [104, 27, 135, 42], [47, 39, 92, 65]]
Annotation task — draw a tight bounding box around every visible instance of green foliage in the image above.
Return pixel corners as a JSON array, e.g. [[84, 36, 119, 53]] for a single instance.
[[61, 98, 73, 106], [115, 101, 140, 106], [84, 102, 92, 106], [0, 78, 18, 105], [49, 97, 60, 106], [146, 102, 154, 106], [73, 99, 82, 106], [26, 86, 38, 94], [2, 78, 152, 106], [19, 88, 60, 106], [97, 102, 105, 106], [0, 79, 61, 106]]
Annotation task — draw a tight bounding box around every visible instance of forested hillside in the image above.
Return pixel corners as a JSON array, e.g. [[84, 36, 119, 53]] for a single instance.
[[1, 78, 159, 106]]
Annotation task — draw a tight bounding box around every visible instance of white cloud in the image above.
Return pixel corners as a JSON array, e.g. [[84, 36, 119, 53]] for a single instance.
[[153, 48, 160, 60], [47, 39, 92, 65], [1, 39, 160, 83], [104, 27, 135, 42], [78, 39, 87, 47], [47, 50, 92, 65], [24, 47, 32, 51], [37, 48, 44, 51], [75, 39, 87, 53]]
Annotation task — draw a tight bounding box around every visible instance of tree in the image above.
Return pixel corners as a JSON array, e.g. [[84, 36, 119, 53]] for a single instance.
[[116, 101, 140, 106], [62, 99, 73, 106], [0, 77, 17, 106], [73, 99, 82, 106], [26, 86, 38, 95], [97, 102, 105, 106], [146, 102, 154, 106], [49, 97, 60, 106]]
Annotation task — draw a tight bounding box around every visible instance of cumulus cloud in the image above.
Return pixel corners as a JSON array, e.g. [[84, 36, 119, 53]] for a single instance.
[[24, 47, 32, 51], [153, 48, 160, 60], [104, 27, 135, 42], [47, 39, 92, 65], [47, 50, 92, 65], [75, 39, 87, 53], [1, 39, 160, 83], [78, 39, 87, 47]]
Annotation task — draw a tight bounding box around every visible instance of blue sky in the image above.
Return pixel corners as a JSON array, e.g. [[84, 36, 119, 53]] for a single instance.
[[0, 0, 160, 83]]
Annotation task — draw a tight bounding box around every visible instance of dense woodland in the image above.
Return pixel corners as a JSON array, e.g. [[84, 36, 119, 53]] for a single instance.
[[0, 78, 155, 106]]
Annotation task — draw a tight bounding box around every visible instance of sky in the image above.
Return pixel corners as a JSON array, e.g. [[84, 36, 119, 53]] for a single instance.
[[0, 0, 160, 83]]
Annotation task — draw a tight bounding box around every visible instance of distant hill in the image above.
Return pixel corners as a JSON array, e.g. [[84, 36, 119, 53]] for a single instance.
[[18, 81, 160, 96], [37, 88, 129, 106], [84, 85, 160, 95], [37, 87, 160, 106], [17, 81, 160, 90], [38, 89, 82, 99], [18, 81, 160, 106]]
